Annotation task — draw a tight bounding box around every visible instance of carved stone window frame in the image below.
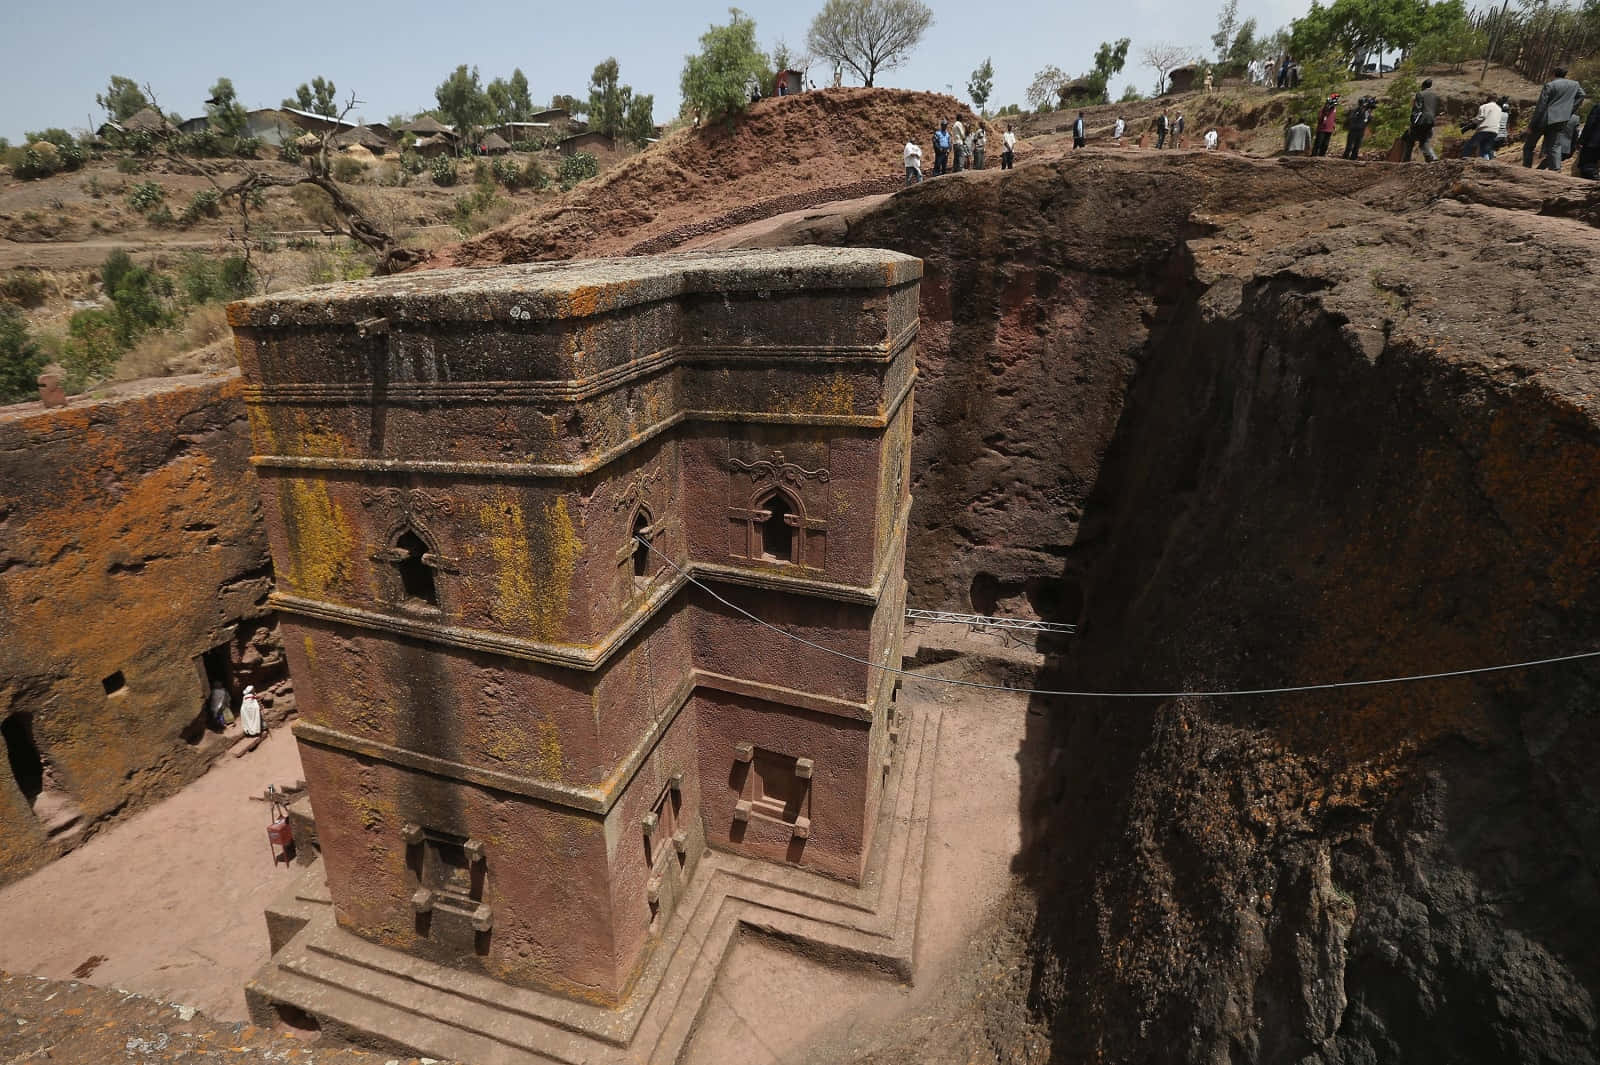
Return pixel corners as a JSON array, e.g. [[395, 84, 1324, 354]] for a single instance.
[[371, 517, 458, 617]]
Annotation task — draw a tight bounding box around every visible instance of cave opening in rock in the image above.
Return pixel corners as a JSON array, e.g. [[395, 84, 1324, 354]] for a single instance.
[[100, 671, 125, 695], [2, 712, 46, 804]]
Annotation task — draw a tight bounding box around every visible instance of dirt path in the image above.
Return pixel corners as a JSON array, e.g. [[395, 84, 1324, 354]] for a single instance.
[[0, 728, 304, 1022]]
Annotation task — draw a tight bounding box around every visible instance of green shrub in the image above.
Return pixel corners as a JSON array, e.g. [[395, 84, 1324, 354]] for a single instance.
[[62, 308, 124, 388], [116, 155, 143, 174], [557, 151, 598, 190], [25, 129, 77, 151], [177, 130, 224, 157], [125, 130, 155, 156], [0, 307, 46, 403], [279, 140, 303, 164], [101, 249, 137, 295], [429, 154, 459, 186], [15, 145, 61, 180], [147, 205, 177, 228], [233, 136, 262, 158], [304, 244, 371, 285], [398, 151, 424, 175], [126, 181, 165, 213], [181, 188, 222, 224], [452, 184, 499, 232], [331, 154, 367, 183], [0, 272, 48, 308], [177, 253, 253, 303]]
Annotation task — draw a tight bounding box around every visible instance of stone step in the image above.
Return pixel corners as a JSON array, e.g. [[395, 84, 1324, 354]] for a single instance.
[[271, 948, 599, 1065], [251, 963, 563, 1065]]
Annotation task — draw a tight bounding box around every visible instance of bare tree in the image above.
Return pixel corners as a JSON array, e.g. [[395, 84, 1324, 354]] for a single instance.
[[1026, 65, 1069, 110], [1140, 43, 1196, 96], [807, 0, 934, 87], [141, 86, 422, 282]]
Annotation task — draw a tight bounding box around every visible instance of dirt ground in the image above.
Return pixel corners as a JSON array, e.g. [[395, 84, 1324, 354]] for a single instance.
[[0, 727, 305, 1021], [0, 673, 1035, 1059]]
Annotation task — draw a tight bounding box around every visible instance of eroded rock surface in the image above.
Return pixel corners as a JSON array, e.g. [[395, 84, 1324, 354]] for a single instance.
[[0, 375, 290, 883]]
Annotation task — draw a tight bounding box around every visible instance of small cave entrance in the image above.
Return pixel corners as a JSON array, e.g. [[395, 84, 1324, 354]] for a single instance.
[[2, 712, 82, 838], [184, 641, 236, 744], [760, 494, 796, 562]]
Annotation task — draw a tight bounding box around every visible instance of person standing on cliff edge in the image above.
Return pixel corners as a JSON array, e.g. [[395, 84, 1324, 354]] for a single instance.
[[1343, 96, 1372, 159], [1073, 111, 1086, 149], [1001, 124, 1017, 168], [1524, 66, 1586, 171], [1313, 95, 1338, 156], [951, 116, 967, 171], [1403, 78, 1441, 162], [1113, 115, 1126, 145], [903, 138, 923, 184], [1285, 116, 1313, 155], [932, 120, 951, 175]]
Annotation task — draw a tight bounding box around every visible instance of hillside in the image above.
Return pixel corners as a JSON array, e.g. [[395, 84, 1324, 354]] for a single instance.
[[436, 87, 986, 266]]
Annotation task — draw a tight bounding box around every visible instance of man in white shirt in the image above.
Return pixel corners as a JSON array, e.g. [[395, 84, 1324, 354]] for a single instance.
[[1204, 128, 1219, 151], [903, 139, 923, 184], [1002, 124, 1017, 168], [1464, 95, 1502, 159], [1113, 116, 1126, 145], [951, 118, 967, 171]]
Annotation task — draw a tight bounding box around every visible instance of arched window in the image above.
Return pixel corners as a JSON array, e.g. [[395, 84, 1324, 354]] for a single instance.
[[631, 509, 653, 579], [393, 530, 437, 607], [760, 492, 795, 563]]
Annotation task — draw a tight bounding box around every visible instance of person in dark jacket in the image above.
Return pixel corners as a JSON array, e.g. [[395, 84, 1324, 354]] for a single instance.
[[1342, 96, 1372, 159], [1072, 112, 1086, 149], [1403, 79, 1441, 161], [932, 120, 951, 175], [1577, 102, 1600, 178], [1525, 66, 1587, 170], [1155, 111, 1169, 149]]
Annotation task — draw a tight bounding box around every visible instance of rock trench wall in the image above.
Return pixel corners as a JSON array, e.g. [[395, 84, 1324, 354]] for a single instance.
[[734, 154, 1600, 1063], [0, 376, 292, 884]]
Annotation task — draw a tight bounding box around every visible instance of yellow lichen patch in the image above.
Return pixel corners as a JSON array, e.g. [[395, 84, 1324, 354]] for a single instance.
[[564, 285, 602, 320], [290, 410, 347, 459], [478, 494, 583, 642], [302, 635, 318, 665], [534, 719, 564, 780], [244, 404, 278, 455], [803, 373, 857, 416], [278, 478, 356, 599]]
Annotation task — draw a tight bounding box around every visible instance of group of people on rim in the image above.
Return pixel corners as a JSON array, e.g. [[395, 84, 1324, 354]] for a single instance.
[[1281, 69, 1595, 178], [903, 116, 1017, 184]]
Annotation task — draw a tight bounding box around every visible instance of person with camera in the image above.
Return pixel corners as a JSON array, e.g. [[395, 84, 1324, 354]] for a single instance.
[[1313, 95, 1339, 156], [1343, 95, 1376, 159]]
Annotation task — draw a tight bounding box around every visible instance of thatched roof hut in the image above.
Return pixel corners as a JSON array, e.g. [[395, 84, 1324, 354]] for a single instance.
[[122, 108, 176, 135], [478, 132, 511, 154], [333, 124, 390, 153], [400, 115, 454, 138], [413, 134, 455, 158]]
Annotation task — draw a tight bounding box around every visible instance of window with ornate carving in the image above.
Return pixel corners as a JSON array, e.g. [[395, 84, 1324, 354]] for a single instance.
[[631, 508, 653, 579], [392, 530, 437, 607], [759, 492, 796, 562]]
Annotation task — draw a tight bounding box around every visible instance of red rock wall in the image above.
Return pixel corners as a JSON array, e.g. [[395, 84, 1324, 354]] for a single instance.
[[0, 375, 287, 884]]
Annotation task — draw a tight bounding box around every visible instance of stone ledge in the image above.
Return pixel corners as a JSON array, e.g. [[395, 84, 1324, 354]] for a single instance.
[[245, 704, 941, 1064], [229, 247, 924, 328]]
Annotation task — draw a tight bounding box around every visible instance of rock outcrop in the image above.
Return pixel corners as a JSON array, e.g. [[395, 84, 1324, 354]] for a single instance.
[[0, 375, 290, 883], [721, 152, 1600, 1063]]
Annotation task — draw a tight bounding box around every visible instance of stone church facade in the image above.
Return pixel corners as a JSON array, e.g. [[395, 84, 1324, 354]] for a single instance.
[[230, 249, 921, 1013]]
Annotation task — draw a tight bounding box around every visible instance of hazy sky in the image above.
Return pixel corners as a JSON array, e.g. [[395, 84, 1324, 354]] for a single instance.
[[2, 0, 1311, 142]]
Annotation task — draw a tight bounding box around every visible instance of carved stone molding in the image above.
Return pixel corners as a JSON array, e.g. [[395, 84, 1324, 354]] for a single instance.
[[359, 487, 458, 516], [729, 449, 830, 485], [613, 466, 664, 512]]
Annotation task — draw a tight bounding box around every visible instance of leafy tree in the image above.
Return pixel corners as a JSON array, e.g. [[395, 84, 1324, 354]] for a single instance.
[[487, 78, 514, 124], [1086, 38, 1131, 102], [1213, 0, 1240, 61], [435, 65, 493, 151], [589, 58, 626, 138], [0, 306, 45, 404], [1140, 43, 1192, 95], [1026, 65, 1068, 110], [807, 0, 933, 87], [283, 77, 338, 117], [968, 57, 994, 115], [97, 75, 150, 122], [623, 91, 656, 146], [508, 68, 534, 121], [1119, 83, 1146, 103], [206, 77, 248, 138], [551, 93, 588, 116], [1225, 18, 1261, 72], [1292, 0, 1467, 73], [681, 9, 771, 121], [26, 128, 77, 150]]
